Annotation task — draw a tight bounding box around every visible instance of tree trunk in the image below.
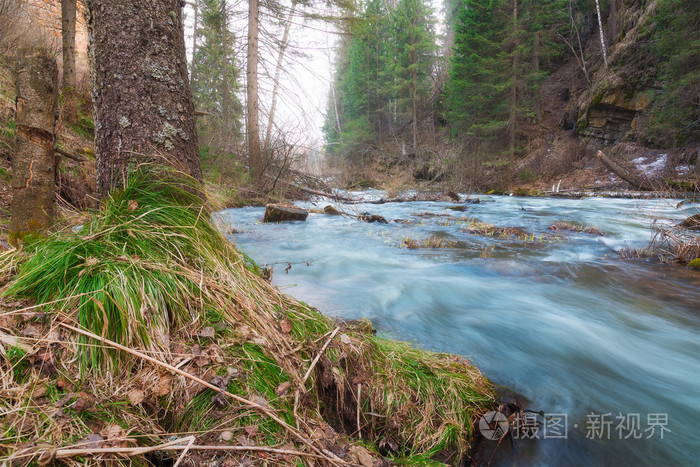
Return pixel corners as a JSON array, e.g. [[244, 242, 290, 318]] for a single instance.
[[265, 0, 297, 144], [411, 11, 418, 156], [85, 0, 202, 196], [594, 0, 608, 67], [246, 0, 262, 181], [190, 0, 198, 87], [61, 0, 78, 123], [596, 150, 656, 191], [533, 30, 541, 122], [509, 0, 518, 183], [10, 49, 58, 246], [608, 0, 618, 43], [221, 0, 230, 138]]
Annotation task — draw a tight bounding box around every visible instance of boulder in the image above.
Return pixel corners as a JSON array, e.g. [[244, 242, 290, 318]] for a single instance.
[[263, 203, 308, 223]]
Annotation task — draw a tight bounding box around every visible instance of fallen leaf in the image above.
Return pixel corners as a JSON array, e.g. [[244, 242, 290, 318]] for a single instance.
[[75, 433, 103, 449], [153, 373, 172, 397], [102, 423, 124, 440], [275, 381, 292, 396], [352, 446, 375, 467], [128, 389, 145, 405], [32, 385, 48, 399], [244, 425, 258, 437], [198, 326, 215, 339], [56, 378, 74, 391], [128, 200, 138, 210], [236, 435, 254, 446], [20, 324, 43, 339], [252, 395, 269, 408], [279, 319, 292, 334], [71, 392, 91, 414]]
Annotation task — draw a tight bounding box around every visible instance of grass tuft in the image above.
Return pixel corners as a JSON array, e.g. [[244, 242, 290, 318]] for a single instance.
[[0, 167, 498, 465]]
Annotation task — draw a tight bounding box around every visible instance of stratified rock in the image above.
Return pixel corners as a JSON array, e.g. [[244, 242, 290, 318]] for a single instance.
[[263, 203, 308, 223]]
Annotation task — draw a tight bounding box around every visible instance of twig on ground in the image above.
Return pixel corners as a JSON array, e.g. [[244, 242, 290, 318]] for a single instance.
[[58, 322, 346, 465]]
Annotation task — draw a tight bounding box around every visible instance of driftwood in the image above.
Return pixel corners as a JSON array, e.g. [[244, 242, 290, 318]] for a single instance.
[[596, 150, 657, 191], [263, 203, 308, 223]]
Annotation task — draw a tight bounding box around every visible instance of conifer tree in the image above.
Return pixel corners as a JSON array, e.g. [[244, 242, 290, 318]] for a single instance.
[[191, 0, 243, 155]]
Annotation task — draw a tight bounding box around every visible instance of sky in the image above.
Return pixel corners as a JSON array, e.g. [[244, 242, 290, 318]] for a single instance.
[[183, 0, 446, 148], [183, 0, 339, 147]]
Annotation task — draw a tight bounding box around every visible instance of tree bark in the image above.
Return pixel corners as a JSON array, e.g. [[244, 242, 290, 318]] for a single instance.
[[10, 49, 58, 245], [85, 0, 202, 196], [221, 0, 231, 138], [61, 0, 78, 123], [190, 0, 198, 87], [596, 150, 656, 191], [509, 0, 518, 183], [246, 0, 262, 181]]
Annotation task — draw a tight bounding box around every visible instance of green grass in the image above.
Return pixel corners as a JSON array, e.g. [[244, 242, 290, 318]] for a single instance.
[[0, 166, 498, 464], [4, 166, 224, 366]]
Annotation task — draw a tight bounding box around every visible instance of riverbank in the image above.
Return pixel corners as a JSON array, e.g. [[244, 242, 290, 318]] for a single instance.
[[0, 168, 504, 465], [227, 193, 700, 466]]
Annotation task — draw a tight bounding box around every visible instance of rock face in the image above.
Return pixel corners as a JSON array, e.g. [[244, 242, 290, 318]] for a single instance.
[[576, 85, 652, 145], [263, 204, 308, 223]]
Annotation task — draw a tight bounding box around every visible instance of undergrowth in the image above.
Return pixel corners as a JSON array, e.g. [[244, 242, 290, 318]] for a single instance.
[[0, 166, 497, 465]]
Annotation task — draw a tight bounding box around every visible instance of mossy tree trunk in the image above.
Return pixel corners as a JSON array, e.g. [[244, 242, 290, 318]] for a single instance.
[[61, 0, 78, 123], [10, 49, 58, 246], [85, 0, 202, 196]]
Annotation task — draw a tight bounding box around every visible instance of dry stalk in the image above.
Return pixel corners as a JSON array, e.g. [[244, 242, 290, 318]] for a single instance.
[[58, 322, 347, 466]]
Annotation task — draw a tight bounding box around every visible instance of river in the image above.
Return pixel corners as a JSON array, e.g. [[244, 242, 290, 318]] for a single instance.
[[217, 193, 700, 466]]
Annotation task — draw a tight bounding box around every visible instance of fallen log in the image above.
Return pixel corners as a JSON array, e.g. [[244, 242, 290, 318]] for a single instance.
[[263, 204, 308, 223], [596, 150, 657, 191]]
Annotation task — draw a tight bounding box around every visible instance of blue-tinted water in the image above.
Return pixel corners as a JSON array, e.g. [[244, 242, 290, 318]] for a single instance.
[[218, 194, 700, 466]]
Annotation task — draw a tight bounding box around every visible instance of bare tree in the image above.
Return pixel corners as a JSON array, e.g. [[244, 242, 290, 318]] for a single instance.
[[594, 0, 608, 67], [10, 49, 58, 245], [265, 0, 298, 144], [84, 0, 202, 195]]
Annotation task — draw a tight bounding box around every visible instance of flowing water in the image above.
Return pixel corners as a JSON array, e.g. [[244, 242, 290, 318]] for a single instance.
[[217, 194, 700, 466]]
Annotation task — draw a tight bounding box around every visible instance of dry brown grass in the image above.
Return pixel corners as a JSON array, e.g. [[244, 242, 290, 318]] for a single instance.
[[0, 170, 498, 465], [549, 222, 604, 236]]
